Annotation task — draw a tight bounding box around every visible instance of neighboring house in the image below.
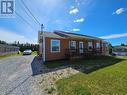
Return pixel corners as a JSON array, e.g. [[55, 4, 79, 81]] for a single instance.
[[38, 31, 109, 62], [0, 44, 19, 56], [112, 46, 127, 56]]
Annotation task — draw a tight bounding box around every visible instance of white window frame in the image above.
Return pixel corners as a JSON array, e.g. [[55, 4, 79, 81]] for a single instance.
[[96, 42, 100, 48], [51, 39, 60, 53], [88, 42, 93, 49], [70, 41, 76, 49], [79, 41, 84, 53], [79, 41, 84, 49]]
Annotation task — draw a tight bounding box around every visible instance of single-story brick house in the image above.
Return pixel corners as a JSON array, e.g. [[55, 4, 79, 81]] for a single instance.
[[38, 31, 109, 62]]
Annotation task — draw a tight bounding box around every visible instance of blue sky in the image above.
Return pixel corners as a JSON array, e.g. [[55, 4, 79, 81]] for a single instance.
[[0, 0, 127, 45]]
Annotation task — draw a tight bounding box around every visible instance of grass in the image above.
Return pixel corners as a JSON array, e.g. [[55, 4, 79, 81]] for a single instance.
[[44, 60, 69, 68], [0, 52, 22, 59], [45, 56, 125, 73], [0, 51, 37, 59], [45, 56, 127, 95], [32, 51, 37, 56]]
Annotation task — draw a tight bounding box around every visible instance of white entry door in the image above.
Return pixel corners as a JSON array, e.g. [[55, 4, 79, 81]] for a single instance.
[[79, 42, 84, 53]]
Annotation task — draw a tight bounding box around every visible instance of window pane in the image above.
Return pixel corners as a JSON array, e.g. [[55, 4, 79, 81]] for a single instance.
[[51, 40, 60, 52], [52, 40, 59, 46], [52, 46, 59, 51], [88, 42, 93, 49], [70, 41, 76, 49], [96, 43, 100, 48]]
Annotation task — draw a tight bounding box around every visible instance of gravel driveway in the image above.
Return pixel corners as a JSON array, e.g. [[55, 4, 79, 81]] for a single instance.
[[0, 55, 43, 95], [0, 55, 79, 95]]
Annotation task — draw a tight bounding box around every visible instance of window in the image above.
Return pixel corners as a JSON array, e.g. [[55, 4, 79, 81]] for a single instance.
[[88, 42, 93, 49], [79, 42, 84, 53], [96, 42, 100, 48], [51, 40, 60, 52], [105, 43, 108, 47], [79, 42, 84, 49], [70, 41, 76, 49]]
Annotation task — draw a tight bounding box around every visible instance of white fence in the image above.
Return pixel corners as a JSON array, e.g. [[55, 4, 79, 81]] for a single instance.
[[0, 44, 19, 56]]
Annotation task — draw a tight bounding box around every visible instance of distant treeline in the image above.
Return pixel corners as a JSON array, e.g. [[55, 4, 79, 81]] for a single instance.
[[121, 43, 127, 46], [0, 40, 7, 45], [0, 40, 39, 52], [18, 43, 39, 52]]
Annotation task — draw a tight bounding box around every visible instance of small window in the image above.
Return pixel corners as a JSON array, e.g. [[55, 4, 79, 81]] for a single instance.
[[88, 42, 93, 49], [96, 43, 100, 48], [51, 40, 60, 52], [70, 41, 76, 49]]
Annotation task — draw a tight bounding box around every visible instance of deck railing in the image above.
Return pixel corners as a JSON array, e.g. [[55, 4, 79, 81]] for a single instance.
[[65, 48, 103, 58]]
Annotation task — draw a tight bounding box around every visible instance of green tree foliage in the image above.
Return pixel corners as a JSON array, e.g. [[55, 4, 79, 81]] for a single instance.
[[18, 43, 39, 52], [0, 40, 7, 44], [108, 43, 113, 54], [121, 43, 125, 46], [0, 40, 39, 52]]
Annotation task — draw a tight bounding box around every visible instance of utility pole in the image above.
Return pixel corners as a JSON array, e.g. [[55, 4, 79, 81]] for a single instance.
[[41, 24, 45, 63]]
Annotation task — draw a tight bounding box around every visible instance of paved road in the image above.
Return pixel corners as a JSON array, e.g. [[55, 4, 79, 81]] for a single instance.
[[0, 55, 42, 95]]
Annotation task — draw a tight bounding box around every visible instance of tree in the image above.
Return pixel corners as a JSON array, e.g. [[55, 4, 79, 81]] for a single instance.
[[108, 43, 113, 54], [121, 43, 125, 46], [0, 40, 39, 52], [17, 41, 20, 46], [0, 40, 7, 44]]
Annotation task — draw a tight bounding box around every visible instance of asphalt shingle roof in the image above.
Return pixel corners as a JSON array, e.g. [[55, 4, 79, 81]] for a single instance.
[[39, 31, 66, 38], [54, 31, 103, 40], [39, 31, 103, 40]]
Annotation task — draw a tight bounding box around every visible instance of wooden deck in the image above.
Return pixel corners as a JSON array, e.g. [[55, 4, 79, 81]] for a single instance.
[[65, 48, 103, 59]]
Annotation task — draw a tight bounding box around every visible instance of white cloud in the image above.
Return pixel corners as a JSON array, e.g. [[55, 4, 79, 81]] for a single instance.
[[112, 8, 126, 15], [100, 33, 127, 39], [72, 28, 80, 32], [69, 8, 79, 15], [0, 28, 37, 44], [74, 18, 85, 23], [70, 6, 75, 9]]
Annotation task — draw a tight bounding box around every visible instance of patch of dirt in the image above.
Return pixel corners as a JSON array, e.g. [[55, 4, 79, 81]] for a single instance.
[[36, 66, 79, 95]]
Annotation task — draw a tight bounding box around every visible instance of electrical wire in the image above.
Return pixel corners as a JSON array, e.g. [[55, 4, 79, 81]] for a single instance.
[[20, 0, 41, 26]]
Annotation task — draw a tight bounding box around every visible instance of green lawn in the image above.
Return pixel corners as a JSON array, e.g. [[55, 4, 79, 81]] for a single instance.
[[45, 56, 127, 95], [0, 51, 37, 59], [0, 52, 22, 59], [32, 51, 37, 56]]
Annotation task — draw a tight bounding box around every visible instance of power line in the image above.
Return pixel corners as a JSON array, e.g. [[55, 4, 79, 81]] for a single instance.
[[20, 0, 41, 26], [10, 7, 36, 30], [15, 11, 37, 31], [19, 2, 40, 27]]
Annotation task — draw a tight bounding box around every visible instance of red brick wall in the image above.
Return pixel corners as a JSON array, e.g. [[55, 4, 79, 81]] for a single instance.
[[45, 37, 106, 61], [45, 37, 69, 61]]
